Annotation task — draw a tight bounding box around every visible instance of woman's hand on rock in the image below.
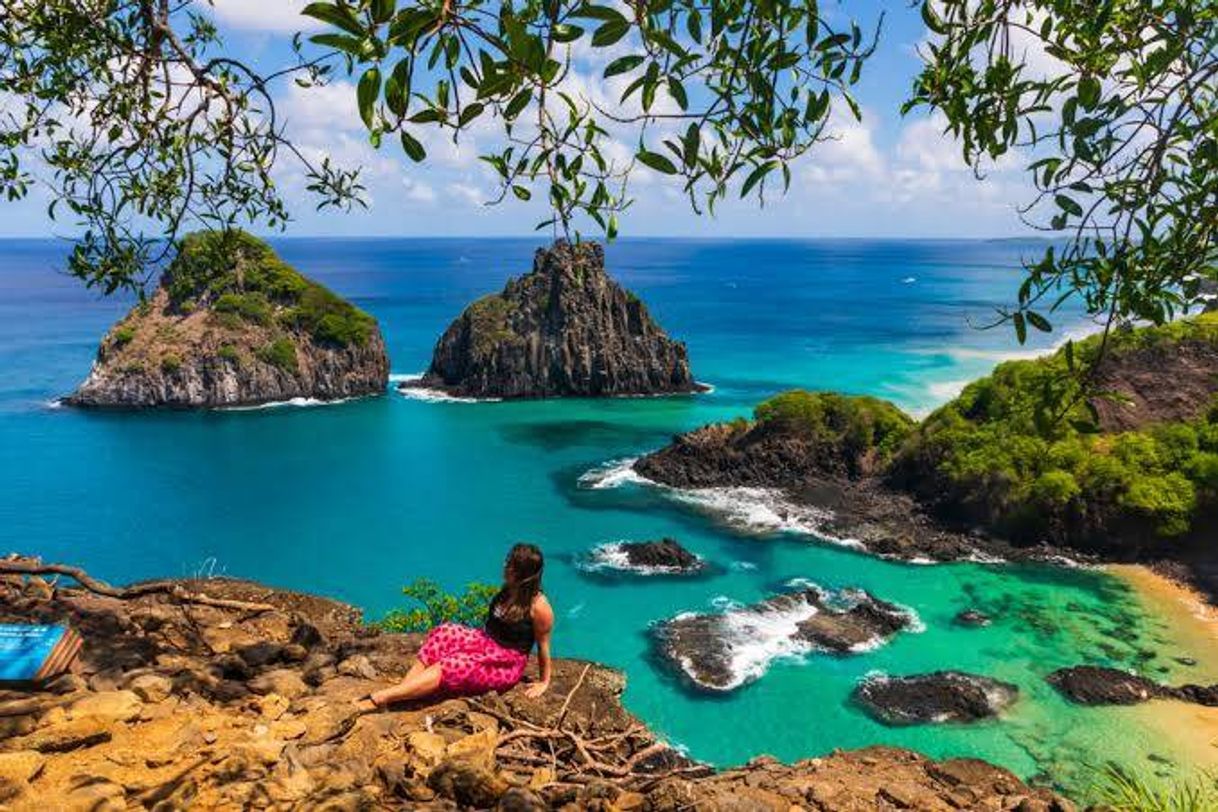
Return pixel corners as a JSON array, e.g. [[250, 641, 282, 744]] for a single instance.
[[523, 680, 549, 698]]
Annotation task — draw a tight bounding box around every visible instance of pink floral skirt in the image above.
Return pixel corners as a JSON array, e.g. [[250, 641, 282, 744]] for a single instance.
[[418, 623, 529, 696]]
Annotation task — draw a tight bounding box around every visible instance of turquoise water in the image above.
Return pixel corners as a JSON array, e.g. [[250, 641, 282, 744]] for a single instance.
[[0, 238, 1209, 797]]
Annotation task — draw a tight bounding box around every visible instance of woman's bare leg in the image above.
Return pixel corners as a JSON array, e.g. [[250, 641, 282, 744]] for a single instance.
[[368, 663, 443, 707]]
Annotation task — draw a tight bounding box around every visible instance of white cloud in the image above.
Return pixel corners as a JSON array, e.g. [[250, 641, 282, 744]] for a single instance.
[[207, 0, 319, 33], [447, 182, 486, 206]]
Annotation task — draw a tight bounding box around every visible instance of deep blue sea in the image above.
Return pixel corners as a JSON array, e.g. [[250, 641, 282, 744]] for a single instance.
[[1, 237, 1211, 798]]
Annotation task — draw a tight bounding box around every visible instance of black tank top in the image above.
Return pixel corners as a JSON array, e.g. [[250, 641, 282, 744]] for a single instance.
[[484, 591, 536, 653]]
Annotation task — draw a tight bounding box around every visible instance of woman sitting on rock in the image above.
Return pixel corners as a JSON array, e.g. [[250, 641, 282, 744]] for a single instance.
[[360, 543, 554, 709]]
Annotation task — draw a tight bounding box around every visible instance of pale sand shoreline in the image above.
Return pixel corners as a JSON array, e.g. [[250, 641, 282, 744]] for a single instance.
[[1108, 564, 1218, 769]]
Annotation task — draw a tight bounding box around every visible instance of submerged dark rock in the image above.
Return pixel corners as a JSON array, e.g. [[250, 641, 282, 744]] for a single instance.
[[1046, 665, 1218, 707], [853, 671, 1019, 725], [652, 586, 917, 692], [954, 609, 992, 627], [408, 241, 702, 399]]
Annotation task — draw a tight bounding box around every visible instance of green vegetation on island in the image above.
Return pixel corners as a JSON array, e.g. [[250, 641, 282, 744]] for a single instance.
[[167, 230, 377, 348]]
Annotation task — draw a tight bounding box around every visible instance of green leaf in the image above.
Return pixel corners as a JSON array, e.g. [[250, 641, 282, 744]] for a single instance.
[[667, 78, 688, 110], [308, 33, 365, 54], [458, 103, 485, 127], [604, 55, 644, 78], [512, 185, 531, 200], [302, 2, 366, 37], [740, 161, 776, 198], [372, 0, 396, 24], [357, 67, 381, 129], [504, 88, 532, 119], [577, 4, 629, 24], [1078, 76, 1101, 110], [1026, 311, 1052, 332], [399, 130, 426, 162], [1055, 194, 1083, 217], [552, 24, 584, 43], [636, 149, 678, 175], [920, 2, 949, 35], [1013, 311, 1027, 344], [592, 20, 629, 47]]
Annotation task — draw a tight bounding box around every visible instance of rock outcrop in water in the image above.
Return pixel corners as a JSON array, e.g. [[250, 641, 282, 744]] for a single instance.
[[65, 231, 388, 409], [406, 241, 701, 399], [584, 538, 706, 575], [0, 559, 1071, 810], [653, 586, 917, 692], [1047, 665, 1218, 707], [853, 671, 1019, 725]]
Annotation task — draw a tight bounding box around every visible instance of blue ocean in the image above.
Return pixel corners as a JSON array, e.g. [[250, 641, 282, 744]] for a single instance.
[[1, 237, 1210, 797]]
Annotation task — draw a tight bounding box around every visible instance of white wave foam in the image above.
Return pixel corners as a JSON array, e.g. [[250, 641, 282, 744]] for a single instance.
[[666, 487, 865, 549], [576, 458, 646, 490], [221, 396, 354, 411], [730, 560, 758, 571], [44, 399, 63, 410], [712, 597, 822, 691], [963, 549, 1008, 565], [392, 372, 500, 403], [902, 276, 917, 284]]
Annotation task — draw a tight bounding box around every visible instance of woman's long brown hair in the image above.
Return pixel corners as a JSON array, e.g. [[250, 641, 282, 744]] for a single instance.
[[495, 543, 543, 622]]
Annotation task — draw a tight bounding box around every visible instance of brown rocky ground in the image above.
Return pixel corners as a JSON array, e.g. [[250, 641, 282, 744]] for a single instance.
[[0, 572, 1074, 811]]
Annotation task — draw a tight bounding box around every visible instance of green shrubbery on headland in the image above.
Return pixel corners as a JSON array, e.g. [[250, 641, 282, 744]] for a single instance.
[[747, 315, 1218, 552], [893, 315, 1218, 547]]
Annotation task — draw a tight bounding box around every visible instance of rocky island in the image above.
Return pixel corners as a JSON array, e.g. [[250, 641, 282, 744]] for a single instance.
[[636, 314, 1218, 581], [65, 231, 389, 409], [405, 241, 702, 399], [0, 557, 1071, 810]]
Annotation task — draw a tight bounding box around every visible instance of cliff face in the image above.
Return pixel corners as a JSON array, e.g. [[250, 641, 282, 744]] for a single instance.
[[413, 241, 700, 398], [65, 232, 389, 408]]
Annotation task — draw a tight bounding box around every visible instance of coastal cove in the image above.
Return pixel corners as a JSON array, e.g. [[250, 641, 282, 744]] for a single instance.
[[2, 237, 1216, 800]]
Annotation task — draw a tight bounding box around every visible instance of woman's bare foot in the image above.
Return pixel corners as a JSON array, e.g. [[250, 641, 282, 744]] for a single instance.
[[355, 694, 381, 714]]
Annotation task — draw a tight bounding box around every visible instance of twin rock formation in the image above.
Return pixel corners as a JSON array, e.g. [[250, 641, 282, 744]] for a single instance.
[[69, 236, 696, 408], [405, 241, 702, 399]]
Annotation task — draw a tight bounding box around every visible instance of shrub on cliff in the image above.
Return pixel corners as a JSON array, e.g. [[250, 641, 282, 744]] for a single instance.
[[893, 315, 1218, 548], [165, 230, 375, 348], [375, 579, 498, 633], [755, 390, 915, 473]]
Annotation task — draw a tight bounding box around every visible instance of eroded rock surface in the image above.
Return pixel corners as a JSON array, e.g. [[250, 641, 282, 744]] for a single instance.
[[0, 567, 1071, 810], [409, 241, 701, 399], [584, 538, 706, 575], [853, 671, 1019, 725]]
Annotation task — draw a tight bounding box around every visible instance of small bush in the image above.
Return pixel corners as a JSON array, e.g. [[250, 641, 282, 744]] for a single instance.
[[374, 579, 499, 633], [160, 354, 181, 373], [214, 292, 272, 325], [112, 327, 135, 347], [217, 345, 240, 364], [257, 337, 298, 372]]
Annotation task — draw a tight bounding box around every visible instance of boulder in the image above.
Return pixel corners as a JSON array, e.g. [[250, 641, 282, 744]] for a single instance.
[[586, 538, 707, 575], [1046, 666, 1163, 705], [853, 672, 1019, 725], [407, 241, 702, 399]]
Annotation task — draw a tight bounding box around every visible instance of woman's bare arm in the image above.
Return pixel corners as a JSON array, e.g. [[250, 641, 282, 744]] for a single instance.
[[524, 594, 555, 697]]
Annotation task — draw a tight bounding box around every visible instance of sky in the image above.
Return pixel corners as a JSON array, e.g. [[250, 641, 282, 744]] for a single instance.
[[1, 0, 1044, 240]]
